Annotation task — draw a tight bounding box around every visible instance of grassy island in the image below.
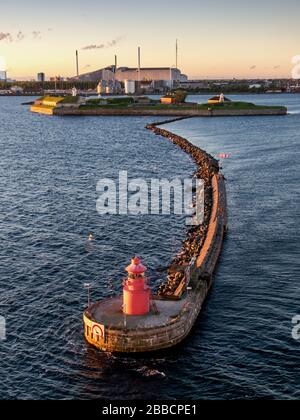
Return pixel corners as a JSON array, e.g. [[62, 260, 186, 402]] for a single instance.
[[76, 96, 287, 116], [30, 94, 287, 117]]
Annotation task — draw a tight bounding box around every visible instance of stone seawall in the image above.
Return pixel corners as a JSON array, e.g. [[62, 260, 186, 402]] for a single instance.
[[83, 173, 227, 352], [55, 107, 287, 117]]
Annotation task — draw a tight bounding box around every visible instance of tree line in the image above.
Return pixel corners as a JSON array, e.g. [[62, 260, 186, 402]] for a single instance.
[[0, 81, 98, 91]]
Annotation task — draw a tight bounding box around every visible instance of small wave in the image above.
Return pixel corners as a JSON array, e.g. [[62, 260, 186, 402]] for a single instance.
[[136, 366, 167, 378]]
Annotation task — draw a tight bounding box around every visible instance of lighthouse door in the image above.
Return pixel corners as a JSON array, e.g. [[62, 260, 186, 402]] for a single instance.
[[92, 324, 105, 342]]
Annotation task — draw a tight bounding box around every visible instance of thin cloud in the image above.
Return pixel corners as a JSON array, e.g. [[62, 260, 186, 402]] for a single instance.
[[273, 65, 281, 70], [17, 31, 25, 41], [82, 44, 105, 50], [107, 37, 122, 47], [0, 32, 13, 42], [81, 36, 125, 51], [48, 28, 53, 32], [249, 65, 257, 70], [0, 30, 45, 43], [32, 31, 42, 39]]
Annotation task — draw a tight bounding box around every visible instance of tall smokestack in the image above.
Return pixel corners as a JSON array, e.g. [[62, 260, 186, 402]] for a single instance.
[[138, 47, 141, 92], [76, 50, 79, 77], [176, 39, 178, 69], [115, 55, 118, 73], [114, 55, 118, 93]]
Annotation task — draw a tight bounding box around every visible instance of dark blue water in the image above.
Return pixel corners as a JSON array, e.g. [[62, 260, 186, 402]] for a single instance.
[[0, 94, 299, 400]]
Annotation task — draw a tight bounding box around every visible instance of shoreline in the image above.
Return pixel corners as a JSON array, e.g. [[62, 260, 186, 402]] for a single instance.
[[1, 92, 300, 97], [52, 107, 287, 117]]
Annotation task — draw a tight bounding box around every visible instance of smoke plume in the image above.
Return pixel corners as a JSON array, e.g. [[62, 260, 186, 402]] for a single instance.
[[17, 31, 25, 41], [82, 36, 124, 51], [0, 33, 13, 42]]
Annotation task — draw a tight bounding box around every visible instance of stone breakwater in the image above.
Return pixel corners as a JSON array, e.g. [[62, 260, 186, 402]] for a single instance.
[[82, 118, 228, 352], [145, 118, 220, 299], [82, 174, 227, 352]]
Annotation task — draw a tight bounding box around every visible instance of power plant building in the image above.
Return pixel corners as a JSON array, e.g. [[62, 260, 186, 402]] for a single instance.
[[71, 64, 188, 93], [116, 67, 183, 87], [71, 66, 116, 82]]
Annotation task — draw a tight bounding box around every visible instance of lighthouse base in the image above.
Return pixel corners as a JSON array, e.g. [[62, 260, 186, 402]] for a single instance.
[[123, 287, 150, 316], [83, 173, 227, 353], [83, 280, 209, 353]]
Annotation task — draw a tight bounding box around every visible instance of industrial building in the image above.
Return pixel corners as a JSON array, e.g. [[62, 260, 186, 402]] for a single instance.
[[71, 66, 116, 82], [72, 65, 186, 86], [116, 67, 185, 88]]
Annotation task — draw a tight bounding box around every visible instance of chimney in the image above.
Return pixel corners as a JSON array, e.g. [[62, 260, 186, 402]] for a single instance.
[[76, 50, 79, 77], [115, 55, 118, 74], [114, 55, 118, 93], [138, 47, 141, 92]]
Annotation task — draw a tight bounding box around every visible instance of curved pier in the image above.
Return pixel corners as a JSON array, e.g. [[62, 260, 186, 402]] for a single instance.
[[83, 118, 228, 353]]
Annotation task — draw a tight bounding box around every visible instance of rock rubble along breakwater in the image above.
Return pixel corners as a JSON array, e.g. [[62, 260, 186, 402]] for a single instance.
[[145, 118, 221, 299]]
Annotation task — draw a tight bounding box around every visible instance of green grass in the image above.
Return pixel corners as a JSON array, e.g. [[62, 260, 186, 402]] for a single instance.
[[83, 96, 135, 109], [38, 96, 64, 103], [197, 101, 286, 110], [78, 100, 286, 112], [107, 97, 134, 105], [61, 96, 81, 104], [80, 103, 130, 110]]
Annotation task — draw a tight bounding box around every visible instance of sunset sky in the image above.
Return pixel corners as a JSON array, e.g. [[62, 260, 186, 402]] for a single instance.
[[0, 0, 300, 80]]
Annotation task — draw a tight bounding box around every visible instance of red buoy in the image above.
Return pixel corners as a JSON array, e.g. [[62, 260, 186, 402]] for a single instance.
[[218, 153, 231, 159]]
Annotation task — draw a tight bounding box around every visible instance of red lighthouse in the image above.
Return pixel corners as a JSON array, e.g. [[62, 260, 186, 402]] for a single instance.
[[123, 257, 150, 316]]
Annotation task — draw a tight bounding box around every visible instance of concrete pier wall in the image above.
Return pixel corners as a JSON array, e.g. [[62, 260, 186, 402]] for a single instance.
[[84, 172, 227, 353], [55, 107, 286, 117]]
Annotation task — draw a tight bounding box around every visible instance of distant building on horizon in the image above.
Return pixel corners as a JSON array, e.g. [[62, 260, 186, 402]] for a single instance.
[[10, 85, 24, 94], [37, 72, 45, 82], [116, 67, 184, 88], [49, 76, 64, 82], [0, 70, 7, 82], [70, 65, 187, 89]]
